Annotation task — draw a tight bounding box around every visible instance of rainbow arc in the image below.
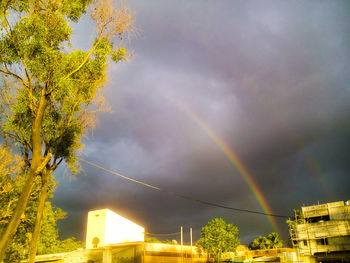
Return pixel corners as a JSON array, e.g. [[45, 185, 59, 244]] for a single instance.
[[169, 97, 281, 233]]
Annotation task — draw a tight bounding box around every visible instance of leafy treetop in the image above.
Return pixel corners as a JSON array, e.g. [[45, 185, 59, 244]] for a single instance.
[[0, 144, 80, 262], [0, 0, 133, 260], [248, 232, 284, 250], [0, 0, 132, 173], [197, 218, 240, 262]]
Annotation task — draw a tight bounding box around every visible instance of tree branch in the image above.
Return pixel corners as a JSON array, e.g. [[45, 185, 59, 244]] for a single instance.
[[0, 68, 27, 87], [23, 144, 31, 168], [35, 153, 52, 175], [52, 158, 63, 170], [31, 88, 48, 163], [62, 32, 103, 81], [20, 60, 35, 112]]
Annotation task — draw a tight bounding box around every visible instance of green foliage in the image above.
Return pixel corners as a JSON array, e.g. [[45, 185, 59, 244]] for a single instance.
[[0, 0, 133, 173], [0, 0, 132, 259], [144, 237, 174, 244], [53, 237, 81, 254], [197, 218, 240, 262], [286, 209, 303, 230], [0, 144, 81, 262], [0, 179, 81, 262], [0, 146, 23, 224], [248, 232, 284, 250], [145, 237, 161, 243], [36, 204, 81, 255], [2, 201, 81, 262], [111, 48, 127, 62], [163, 239, 173, 244]]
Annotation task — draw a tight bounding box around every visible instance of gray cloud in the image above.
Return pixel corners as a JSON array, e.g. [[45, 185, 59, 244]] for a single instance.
[[53, 0, 350, 245]]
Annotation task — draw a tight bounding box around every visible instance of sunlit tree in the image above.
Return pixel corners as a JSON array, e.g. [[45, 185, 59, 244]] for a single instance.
[[248, 232, 284, 250], [0, 144, 79, 262], [0, 145, 23, 224], [0, 0, 133, 261], [197, 218, 240, 262]]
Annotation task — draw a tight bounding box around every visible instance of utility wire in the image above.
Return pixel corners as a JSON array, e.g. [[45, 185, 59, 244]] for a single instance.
[[79, 158, 290, 218]]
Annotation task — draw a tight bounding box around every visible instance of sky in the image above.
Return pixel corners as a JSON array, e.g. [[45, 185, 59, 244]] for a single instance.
[[52, 0, 350, 245]]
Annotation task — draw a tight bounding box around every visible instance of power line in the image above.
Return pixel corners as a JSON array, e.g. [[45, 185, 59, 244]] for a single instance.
[[79, 158, 290, 218]]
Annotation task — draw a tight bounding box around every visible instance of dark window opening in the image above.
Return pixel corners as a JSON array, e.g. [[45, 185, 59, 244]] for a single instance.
[[306, 215, 330, 223], [303, 240, 307, 246], [316, 238, 328, 246]]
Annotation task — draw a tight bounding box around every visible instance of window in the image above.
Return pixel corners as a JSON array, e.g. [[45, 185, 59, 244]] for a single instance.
[[303, 240, 307, 246], [307, 215, 330, 223], [316, 238, 328, 246]]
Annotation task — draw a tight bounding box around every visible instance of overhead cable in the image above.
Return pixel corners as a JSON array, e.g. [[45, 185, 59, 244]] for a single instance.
[[79, 158, 290, 218]]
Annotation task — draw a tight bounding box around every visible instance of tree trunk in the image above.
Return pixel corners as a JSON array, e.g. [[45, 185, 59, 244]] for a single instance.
[[28, 170, 52, 263], [0, 89, 48, 261], [0, 170, 36, 261]]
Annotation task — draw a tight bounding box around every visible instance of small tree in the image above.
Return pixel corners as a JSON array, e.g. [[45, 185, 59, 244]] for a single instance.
[[286, 209, 303, 230], [144, 237, 161, 243], [248, 232, 284, 250], [197, 218, 240, 262], [144, 237, 173, 244]]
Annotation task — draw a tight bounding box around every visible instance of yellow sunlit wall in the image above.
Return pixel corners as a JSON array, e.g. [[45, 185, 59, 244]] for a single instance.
[[86, 208, 144, 249]]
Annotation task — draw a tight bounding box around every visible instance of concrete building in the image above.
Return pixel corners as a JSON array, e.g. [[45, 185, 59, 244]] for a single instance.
[[86, 209, 145, 249], [232, 246, 297, 261], [29, 208, 208, 263], [32, 242, 208, 263], [289, 200, 350, 262]]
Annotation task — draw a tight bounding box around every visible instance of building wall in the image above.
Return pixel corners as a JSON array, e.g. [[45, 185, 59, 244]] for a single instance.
[[297, 238, 350, 255], [85, 209, 145, 249], [33, 243, 208, 263], [142, 243, 207, 263], [33, 249, 103, 263], [291, 200, 350, 259], [104, 209, 144, 245], [301, 201, 350, 221], [234, 248, 297, 259], [295, 220, 350, 239], [86, 209, 108, 249]]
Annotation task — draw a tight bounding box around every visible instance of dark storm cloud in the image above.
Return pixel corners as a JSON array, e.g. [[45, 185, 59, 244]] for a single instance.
[[53, 0, 350, 244]]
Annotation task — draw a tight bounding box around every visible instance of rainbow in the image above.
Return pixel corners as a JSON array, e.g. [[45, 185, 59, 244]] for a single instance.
[[239, 81, 334, 199], [303, 152, 335, 200], [168, 97, 281, 233]]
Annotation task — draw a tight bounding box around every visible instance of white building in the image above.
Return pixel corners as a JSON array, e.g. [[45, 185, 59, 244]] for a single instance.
[[33, 208, 208, 263], [85, 208, 145, 249]]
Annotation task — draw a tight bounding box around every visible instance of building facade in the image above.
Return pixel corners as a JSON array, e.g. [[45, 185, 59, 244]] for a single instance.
[[30, 208, 208, 263], [32, 242, 208, 263], [86, 209, 145, 249], [289, 200, 350, 262]]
